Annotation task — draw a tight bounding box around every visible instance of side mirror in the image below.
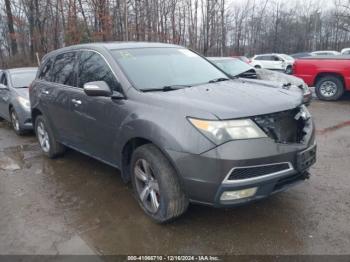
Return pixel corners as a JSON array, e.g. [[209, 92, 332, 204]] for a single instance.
[[83, 81, 112, 97], [0, 84, 8, 90]]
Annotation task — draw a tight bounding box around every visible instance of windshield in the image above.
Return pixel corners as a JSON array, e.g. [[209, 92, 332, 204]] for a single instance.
[[111, 48, 227, 90], [279, 54, 294, 61], [211, 58, 253, 76], [10, 70, 37, 88]]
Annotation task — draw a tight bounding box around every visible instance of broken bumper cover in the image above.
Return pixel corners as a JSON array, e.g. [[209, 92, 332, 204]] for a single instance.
[[166, 130, 316, 207]]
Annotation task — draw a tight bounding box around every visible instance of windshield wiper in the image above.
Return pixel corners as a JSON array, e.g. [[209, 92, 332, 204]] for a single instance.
[[141, 85, 191, 92], [208, 78, 230, 83]]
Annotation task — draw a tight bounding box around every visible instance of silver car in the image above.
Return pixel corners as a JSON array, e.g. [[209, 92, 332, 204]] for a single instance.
[[208, 57, 312, 105], [0, 67, 37, 135]]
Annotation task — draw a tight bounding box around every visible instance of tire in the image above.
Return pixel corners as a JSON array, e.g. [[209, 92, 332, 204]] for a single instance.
[[254, 65, 262, 69], [285, 66, 292, 75], [130, 144, 188, 223], [10, 108, 26, 136], [315, 76, 344, 101], [35, 115, 65, 158]]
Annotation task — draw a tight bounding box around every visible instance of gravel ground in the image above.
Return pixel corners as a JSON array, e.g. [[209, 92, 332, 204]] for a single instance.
[[0, 97, 349, 255]]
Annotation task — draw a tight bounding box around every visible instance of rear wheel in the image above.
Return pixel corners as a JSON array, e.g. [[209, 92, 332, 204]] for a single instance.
[[254, 65, 262, 69], [131, 144, 188, 223], [315, 76, 344, 101], [35, 115, 65, 158], [10, 108, 26, 136]]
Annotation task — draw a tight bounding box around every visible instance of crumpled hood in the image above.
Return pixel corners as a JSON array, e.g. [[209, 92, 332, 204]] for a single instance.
[[149, 79, 303, 120], [256, 68, 304, 86], [14, 88, 30, 100]]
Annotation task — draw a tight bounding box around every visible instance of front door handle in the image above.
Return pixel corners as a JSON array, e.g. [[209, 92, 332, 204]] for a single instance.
[[72, 99, 82, 106], [42, 90, 49, 95]]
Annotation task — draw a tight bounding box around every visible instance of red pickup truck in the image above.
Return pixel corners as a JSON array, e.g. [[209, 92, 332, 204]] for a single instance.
[[293, 56, 350, 100]]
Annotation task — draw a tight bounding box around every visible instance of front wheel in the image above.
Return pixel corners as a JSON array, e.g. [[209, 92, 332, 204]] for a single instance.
[[285, 66, 292, 74], [315, 76, 344, 101], [131, 144, 188, 223], [35, 115, 65, 158], [10, 108, 26, 136]]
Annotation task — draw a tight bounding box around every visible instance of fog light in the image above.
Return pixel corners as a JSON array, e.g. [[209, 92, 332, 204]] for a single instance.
[[220, 187, 257, 201]]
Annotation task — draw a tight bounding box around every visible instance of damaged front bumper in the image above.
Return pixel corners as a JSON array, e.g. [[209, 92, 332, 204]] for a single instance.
[[166, 106, 316, 207]]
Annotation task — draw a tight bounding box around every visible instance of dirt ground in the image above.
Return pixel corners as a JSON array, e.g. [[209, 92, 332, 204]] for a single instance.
[[0, 96, 349, 255]]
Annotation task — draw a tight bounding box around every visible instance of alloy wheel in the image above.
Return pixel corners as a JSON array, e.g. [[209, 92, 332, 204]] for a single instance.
[[37, 121, 50, 153], [11, 110, 20, 131], [134, 159, 160, 214], [319, 81, 337, 97]]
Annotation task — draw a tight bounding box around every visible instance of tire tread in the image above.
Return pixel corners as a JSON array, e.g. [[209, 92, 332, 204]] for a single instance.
[[315, 75, 344, 101], [131, 144, 188, 223], [35, 115, 65, 158]]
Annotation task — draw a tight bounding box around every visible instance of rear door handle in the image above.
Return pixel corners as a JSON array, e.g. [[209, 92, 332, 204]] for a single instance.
[[71, 99, 82, 106]]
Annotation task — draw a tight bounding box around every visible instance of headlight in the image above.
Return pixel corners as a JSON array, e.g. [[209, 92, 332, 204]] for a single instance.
[[17, 96, 30, 110], [297, 105, 311, 120], [188, 117, 267, 145], [302, 83, 311, 95]]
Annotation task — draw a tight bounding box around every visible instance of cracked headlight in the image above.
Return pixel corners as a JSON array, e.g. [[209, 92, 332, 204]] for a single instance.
[[17, 96, 30, 110], [188, 117, 267, 145]]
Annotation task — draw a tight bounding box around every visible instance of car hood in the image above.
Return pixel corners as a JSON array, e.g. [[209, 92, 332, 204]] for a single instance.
[[147, 79, 303, 120], [256, 69, 304, 86], [14, 88, 30, 99]]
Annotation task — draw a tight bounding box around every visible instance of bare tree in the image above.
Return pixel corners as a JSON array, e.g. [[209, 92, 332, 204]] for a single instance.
[[4, 0, 18, 56], [2, 0, 350, 67]]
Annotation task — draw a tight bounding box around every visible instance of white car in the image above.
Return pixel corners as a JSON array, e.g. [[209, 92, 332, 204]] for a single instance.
[[311, 50, 341, 56], [341, 48, 350, 55], [250, 54, 295, 74]]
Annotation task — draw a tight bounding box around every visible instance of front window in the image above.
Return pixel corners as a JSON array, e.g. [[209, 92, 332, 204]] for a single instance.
[[111, 48, 227, 91], [51, 52, 76, 86], [212, 59, 253, 76], [9, 70, 37, 88], [78, 51, 120, 91]]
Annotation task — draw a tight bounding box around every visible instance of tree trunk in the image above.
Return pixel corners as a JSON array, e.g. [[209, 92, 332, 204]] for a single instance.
[[4, 0, 18, 56]]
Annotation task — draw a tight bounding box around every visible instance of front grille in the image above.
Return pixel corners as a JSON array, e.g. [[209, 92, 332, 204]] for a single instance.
[[253, 107, 309, 144], [228, 163, 291, 180]]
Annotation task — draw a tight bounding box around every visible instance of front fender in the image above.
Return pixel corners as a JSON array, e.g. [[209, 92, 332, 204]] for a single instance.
[[113, 111, 216, 167]]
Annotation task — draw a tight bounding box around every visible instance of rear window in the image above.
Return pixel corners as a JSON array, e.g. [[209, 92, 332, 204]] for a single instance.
[[9, 70, 37, 88]]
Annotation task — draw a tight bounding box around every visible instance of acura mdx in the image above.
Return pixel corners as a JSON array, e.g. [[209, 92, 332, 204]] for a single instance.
[[30, 42, 316, 223]]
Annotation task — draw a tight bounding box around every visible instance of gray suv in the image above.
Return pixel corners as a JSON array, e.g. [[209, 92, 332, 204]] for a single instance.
[[30, 42, 316, 223]]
